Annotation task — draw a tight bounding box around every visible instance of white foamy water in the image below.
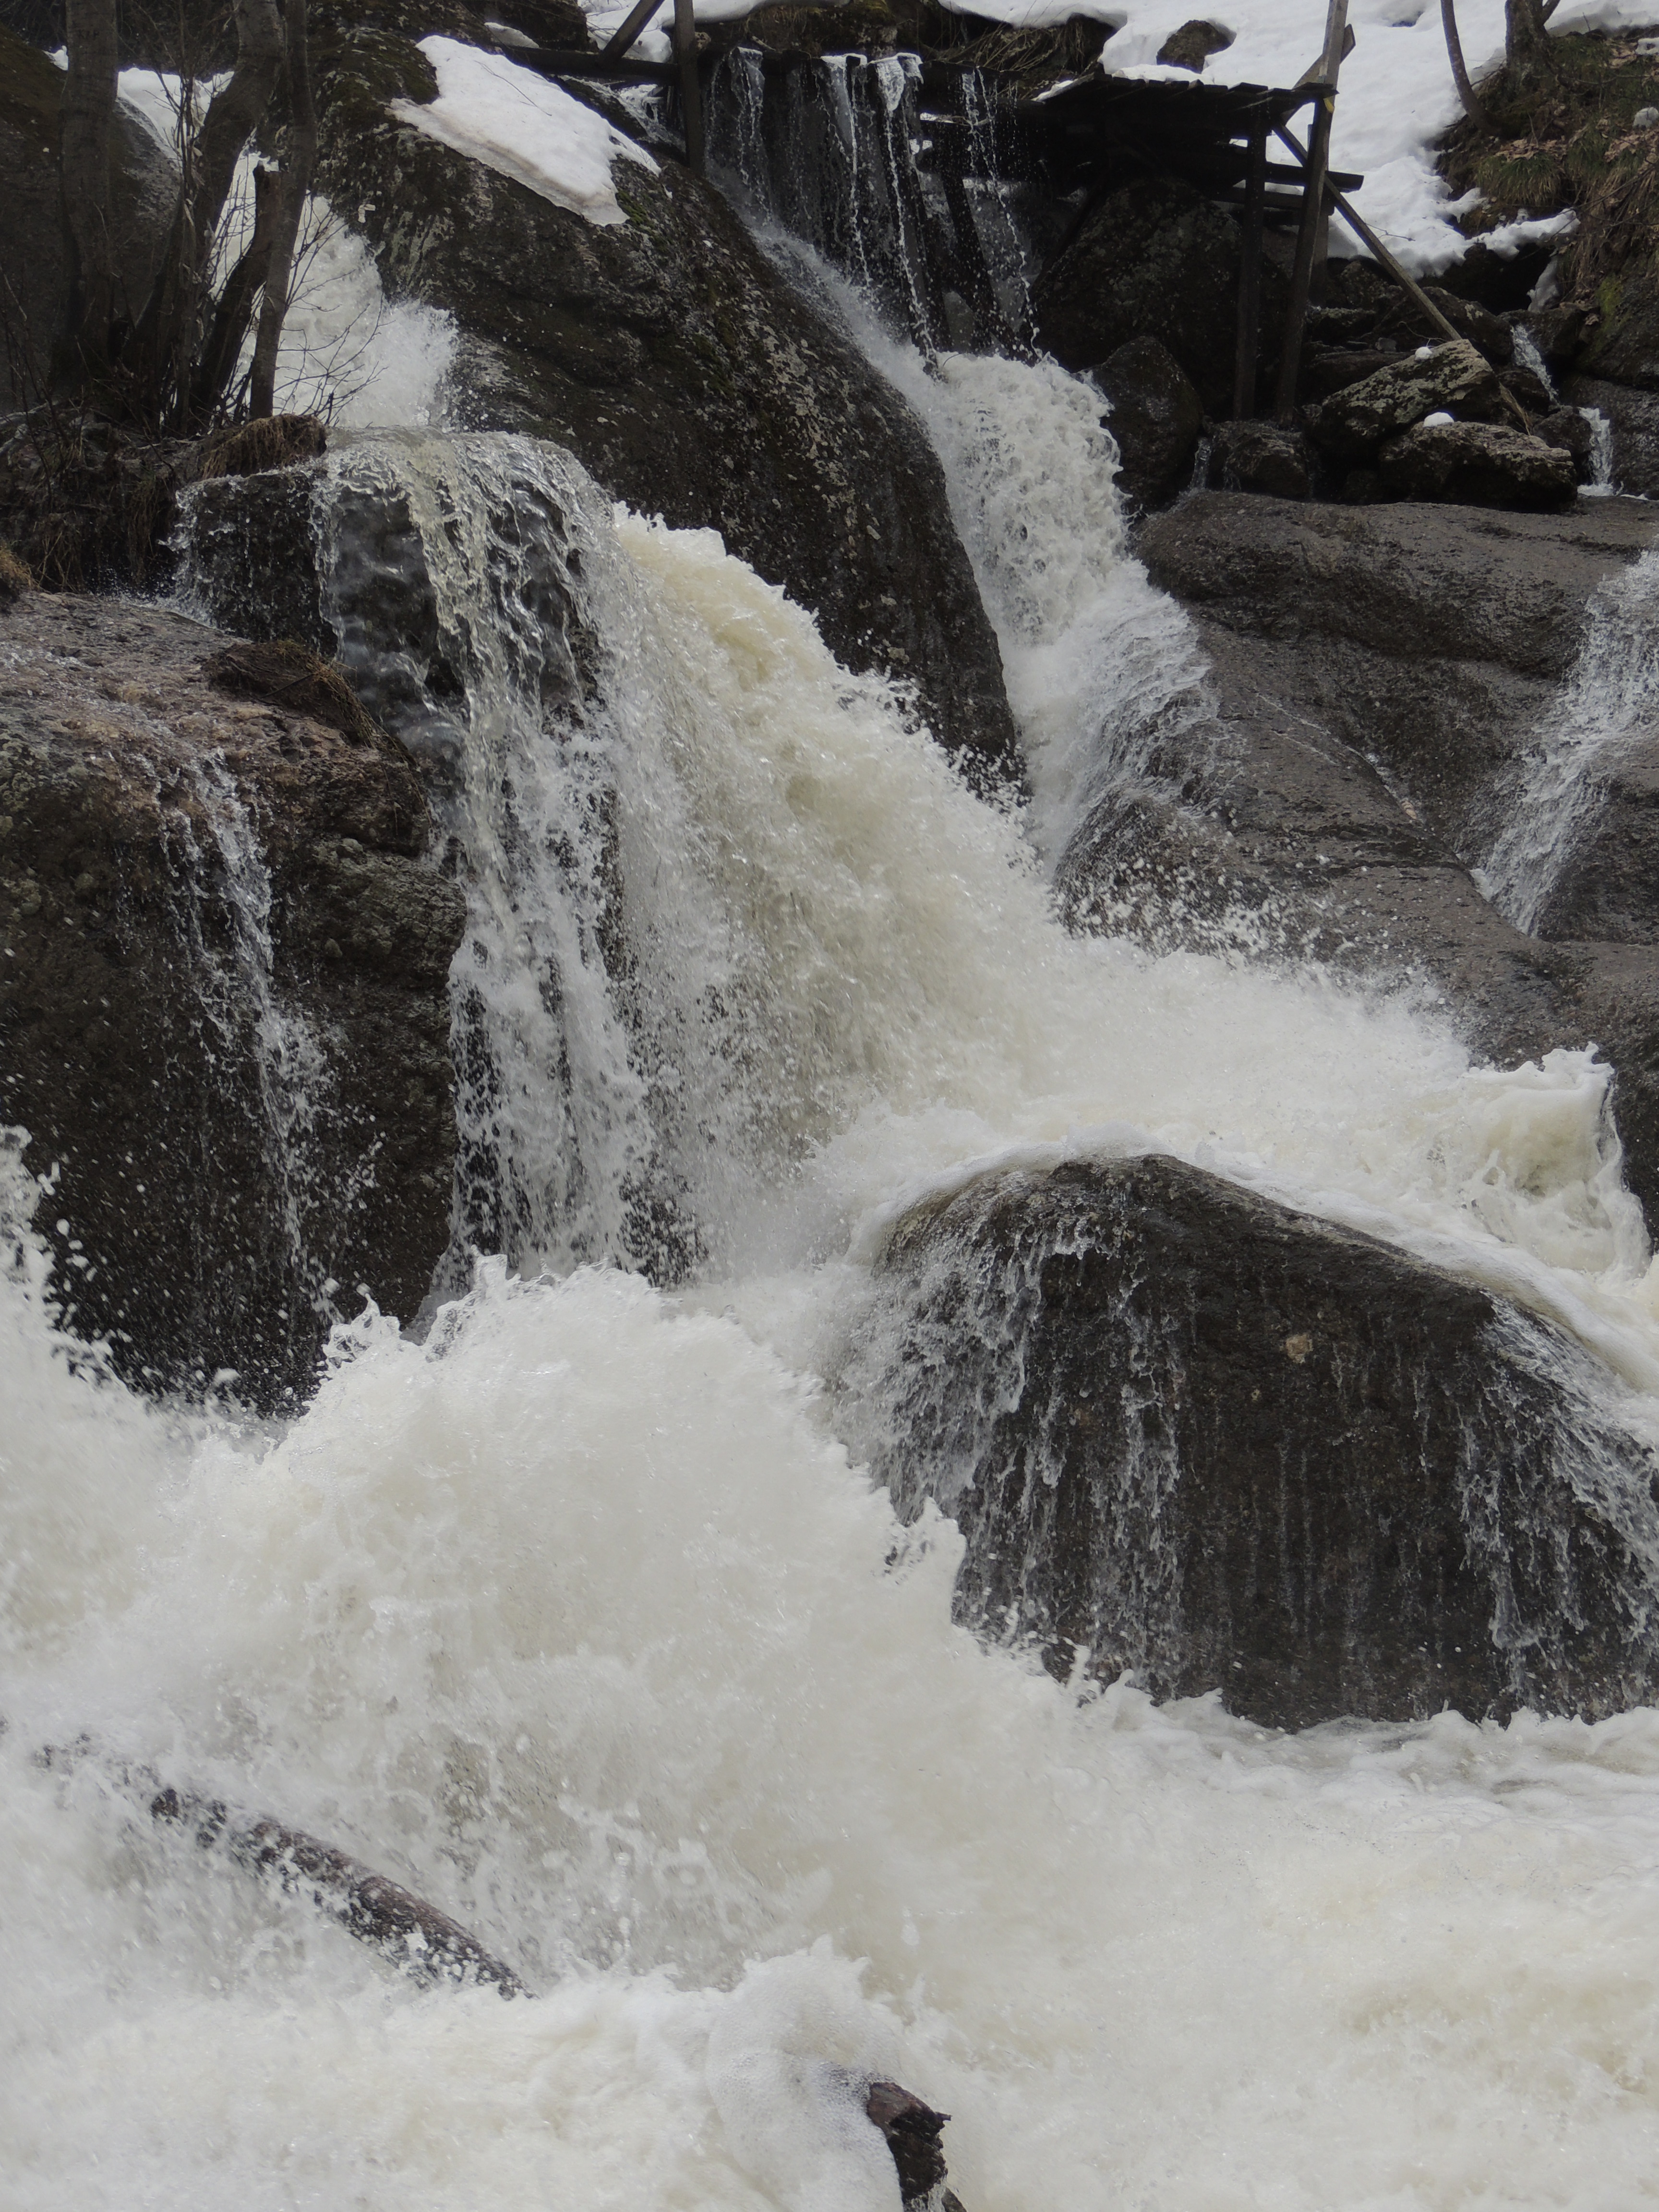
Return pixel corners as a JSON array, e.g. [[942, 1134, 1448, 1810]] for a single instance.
[[15, 327, 1659, 2208]]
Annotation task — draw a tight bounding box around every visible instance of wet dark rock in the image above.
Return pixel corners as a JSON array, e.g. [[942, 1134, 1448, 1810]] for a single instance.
[[1573, 261, 1659, 392], [1090, 336, 1202, 510], [1305, 339, 1500, 462], [851, 1154, 1659, 1729], [309, 7, 1019, 786], [1560, 372, 1659, 492], [1204, 419, 1310, 500], [0, 590, 464, 1407], [865, 2083, 951, 2204], [1374, 284, 1514, 366], [1302, 345, 1406, 401], [1500, 361, 1554, 414], [1526, 302, 1590, 371], [1155, 16, 1234, 69], [1377, 421, 1578, 511], [0, 27, 179, 404], [1534, 406, 1599, 482], [1031, 174, 1285, 416], [1534, 745, 1659, 945]]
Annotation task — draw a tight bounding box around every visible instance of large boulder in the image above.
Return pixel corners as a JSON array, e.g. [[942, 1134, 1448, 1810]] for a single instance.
[[1377, 420, 1578, 511], [0, 588, 464, 1407], [1090, 336, 1202, 511], [1305, 339, 1500, 463], [306, 8, 1020, 787], [1030, 174, 1286, 416], [0, 26, 180, 404], [846, 1154, 1659, 1729]]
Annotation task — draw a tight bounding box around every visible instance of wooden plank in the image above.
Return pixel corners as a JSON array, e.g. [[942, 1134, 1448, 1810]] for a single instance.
[[1232, 123, 1267, 419], [602, 0, 665, 61], [1273, 0, 1348, 420], [673, 0, 703, 171]]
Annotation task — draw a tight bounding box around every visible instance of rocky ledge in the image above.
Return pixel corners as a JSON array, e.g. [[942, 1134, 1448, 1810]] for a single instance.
[[0, 588, 465, 1406]]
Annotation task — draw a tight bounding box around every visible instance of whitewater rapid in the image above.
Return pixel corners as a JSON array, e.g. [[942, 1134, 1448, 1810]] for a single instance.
[[12, 337, 1659, 2205]]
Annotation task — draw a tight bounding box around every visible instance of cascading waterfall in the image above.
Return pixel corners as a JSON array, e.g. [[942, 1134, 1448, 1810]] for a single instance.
[[707, 50, 1027, 351], [21, 106, 1659, 2212], [1478, 543, 1659, 933]]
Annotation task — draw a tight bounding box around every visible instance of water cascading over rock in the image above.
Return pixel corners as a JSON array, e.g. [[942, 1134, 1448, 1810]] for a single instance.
[[842, 1153, 1659, 1729]]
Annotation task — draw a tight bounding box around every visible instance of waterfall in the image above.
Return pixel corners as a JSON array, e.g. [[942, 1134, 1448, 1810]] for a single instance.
[[23, 88, 1659, 2212], [707, 50, 1029, 352], [1478, 545, 1659, 934]]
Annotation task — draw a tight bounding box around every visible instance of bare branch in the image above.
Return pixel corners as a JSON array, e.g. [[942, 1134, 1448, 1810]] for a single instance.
[[1441, 0, 1493, 129]]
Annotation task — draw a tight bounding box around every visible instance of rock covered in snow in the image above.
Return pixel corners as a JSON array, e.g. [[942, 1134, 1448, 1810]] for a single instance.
[[1377, 420, 1578, 511], [1304, 338, 1500, 463], [848, 1154, 1659, 1731]]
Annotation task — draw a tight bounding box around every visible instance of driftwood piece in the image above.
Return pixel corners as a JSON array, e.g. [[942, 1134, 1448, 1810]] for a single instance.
[[148, 1786, 529, 1995]]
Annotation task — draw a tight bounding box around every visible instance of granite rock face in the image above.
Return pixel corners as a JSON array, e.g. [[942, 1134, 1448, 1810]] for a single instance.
[[1305, 339, 1500, 463], [1066, 492, 1659, 1216], [847, 1154, 1659, 1729], [0, 589, 464, 1406]]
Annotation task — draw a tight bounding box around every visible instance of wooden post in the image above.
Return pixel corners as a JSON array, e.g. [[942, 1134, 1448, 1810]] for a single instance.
[[602, 0, 665, 60], [674, 0, 703, 171], [1232, 122, 1267, 419], [1274, 0, 1348, 421]]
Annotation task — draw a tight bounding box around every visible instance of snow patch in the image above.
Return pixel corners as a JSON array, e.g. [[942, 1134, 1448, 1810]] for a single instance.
[[391, 36, 658, 227]]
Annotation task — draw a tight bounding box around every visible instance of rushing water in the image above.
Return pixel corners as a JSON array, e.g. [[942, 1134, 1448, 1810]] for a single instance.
[[16, 141, 1659, 2212]]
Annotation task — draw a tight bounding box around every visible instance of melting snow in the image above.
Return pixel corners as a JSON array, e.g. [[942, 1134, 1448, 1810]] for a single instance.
[[392, 36, 658, 227]]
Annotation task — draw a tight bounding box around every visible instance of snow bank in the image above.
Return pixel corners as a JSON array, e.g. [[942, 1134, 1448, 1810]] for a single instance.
[[391, 35, 658, 226]]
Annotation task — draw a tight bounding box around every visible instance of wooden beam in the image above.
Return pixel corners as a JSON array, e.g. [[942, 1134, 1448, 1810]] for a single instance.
[[602, 0, 665, 61], [673, 0, 703, 171], [1273, 0, 1348, 420], [1232, 123, 1266, 419]]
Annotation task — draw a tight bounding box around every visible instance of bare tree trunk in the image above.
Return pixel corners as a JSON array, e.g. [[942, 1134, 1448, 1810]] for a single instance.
[[1505, 0, 1555, 72], [1441, 0, 1493, 129], [57, 0, 120, 384], [249, 0, 316, 419], [192, 161, 280, 418], [135, 0, 287, 427]]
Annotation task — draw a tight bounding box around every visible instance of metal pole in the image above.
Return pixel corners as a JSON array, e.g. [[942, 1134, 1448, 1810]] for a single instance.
[[1232, 122, 1267, 418]]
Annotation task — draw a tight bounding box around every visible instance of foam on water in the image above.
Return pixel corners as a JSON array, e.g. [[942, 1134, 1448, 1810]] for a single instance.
[[11, 1238, 1659, 2208]]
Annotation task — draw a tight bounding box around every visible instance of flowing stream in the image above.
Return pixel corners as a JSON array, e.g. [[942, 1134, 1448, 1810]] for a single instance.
[[16, 128, 1659, 2212]]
